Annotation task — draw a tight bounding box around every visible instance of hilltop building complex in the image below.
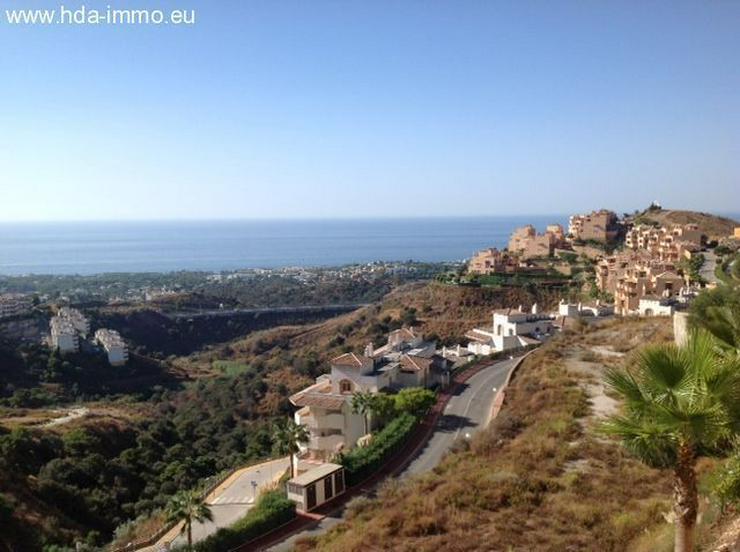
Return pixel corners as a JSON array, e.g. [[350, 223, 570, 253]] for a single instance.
[[568, 209, 619, 243], [508, 224, 566, 260]]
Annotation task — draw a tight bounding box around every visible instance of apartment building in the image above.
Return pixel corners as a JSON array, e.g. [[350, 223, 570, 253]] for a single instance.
[[0, 293, 32, 320], [508, 224, 565, 260], [614, 262, 685, 316], [568, 209, 619, 243], [624, 224, 703, 262], [468, 248, 517, 275], [50, 316, 79, 353], [95, 329, 128, 366], [596, 251, 654, 294], [57, 307, 90, 337], [290, 327, 449, 467], [466, 306, 552, 355]]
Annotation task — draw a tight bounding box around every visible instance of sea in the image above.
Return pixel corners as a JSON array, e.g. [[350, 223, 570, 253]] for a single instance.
[[0, 214, 660, 276]]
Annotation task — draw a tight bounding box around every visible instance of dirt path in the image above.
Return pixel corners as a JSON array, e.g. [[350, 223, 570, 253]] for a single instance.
[[41, 407, 89, 427]]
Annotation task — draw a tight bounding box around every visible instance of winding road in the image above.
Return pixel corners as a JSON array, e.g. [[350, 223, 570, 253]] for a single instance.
[[265, 356, 519, 551]]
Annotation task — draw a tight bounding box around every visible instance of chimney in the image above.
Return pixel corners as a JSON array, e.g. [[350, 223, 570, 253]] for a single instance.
[[531, 303, 538, 314], [364, 342, 374, 357]]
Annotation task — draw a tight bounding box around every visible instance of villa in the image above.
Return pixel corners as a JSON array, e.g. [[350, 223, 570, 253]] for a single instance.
[[289, 327, 450, 471], [466, 305, 552, 355], [557, 300, 613, 318]]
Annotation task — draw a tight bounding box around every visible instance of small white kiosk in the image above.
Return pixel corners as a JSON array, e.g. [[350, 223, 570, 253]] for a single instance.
[[286, 463, 346, 512]]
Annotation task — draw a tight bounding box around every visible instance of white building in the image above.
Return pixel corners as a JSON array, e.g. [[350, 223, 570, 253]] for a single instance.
[[557, 299, 613, 318], [289, 327, 450, 472], [638, 296, 675, 317], [57, 307, 90, 337], [50, 316, 79, 353], [286, 463, 346, 512], [0, 294, 32, 320], [95, 329, 128, 366], [466, 306, 552, 356]]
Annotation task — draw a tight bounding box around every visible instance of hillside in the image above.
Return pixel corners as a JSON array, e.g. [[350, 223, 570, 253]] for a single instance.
[[298, 317, 723, 552], [0, 282, 558, 549], [631, 208, 738, 240], [174, 282, 564, 399]]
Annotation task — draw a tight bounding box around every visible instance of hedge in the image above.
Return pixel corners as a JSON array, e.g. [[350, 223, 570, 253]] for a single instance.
[[339, 413, 418, 486], [189, 489, 295, 551]]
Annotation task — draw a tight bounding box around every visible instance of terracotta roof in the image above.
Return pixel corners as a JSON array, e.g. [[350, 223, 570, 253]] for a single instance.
[[290, 381, 348, 410], [389, 327, 418, 341], [400, 354, 432, 373], [331, 352, 371, 368], [290, 384, 348, 410]]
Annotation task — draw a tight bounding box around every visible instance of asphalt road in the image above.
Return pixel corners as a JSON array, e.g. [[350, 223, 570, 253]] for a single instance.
[[266, 357, 518, 551], [401, 357, 517, 477]]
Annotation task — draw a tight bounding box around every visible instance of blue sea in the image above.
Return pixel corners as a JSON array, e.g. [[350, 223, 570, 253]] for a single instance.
[[0, 215, 590, 275]]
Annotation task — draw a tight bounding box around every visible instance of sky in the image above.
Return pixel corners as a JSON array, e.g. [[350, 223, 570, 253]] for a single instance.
[[0, 0, 738, 221]]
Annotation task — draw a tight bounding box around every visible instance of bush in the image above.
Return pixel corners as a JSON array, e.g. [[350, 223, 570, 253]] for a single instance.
[[190, 489, 295, 551], [394, 388, 436, 418], [339, 413, 418, 486]]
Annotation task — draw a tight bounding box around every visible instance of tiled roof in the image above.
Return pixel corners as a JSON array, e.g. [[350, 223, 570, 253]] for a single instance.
[[389, 327, 418, 341], [290, 381, 348, 409], [400, 354, 432, 373], [331, 352, 371, 368]]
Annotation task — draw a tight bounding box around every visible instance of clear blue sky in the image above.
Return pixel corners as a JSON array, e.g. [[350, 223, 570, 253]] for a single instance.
[[1, 0, 738, 221]]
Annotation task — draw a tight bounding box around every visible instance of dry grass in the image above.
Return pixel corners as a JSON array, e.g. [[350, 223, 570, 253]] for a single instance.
[[300, 318, 682, 551]]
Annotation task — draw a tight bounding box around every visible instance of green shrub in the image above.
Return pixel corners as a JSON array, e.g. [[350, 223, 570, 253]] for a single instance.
[[339, 413, 418, 486], [190, 489, 295, 551], [394, 388, 436, 418]]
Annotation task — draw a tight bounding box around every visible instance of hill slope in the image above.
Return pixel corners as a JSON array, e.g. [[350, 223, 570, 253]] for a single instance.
[[299, 317, 708, 552], [632, 208, 737, 240]]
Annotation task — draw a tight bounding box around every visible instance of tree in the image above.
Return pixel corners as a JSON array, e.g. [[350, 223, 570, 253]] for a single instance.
[[351, 391, 375, 435], [369, 393, 397, 428], [603, 331, 740, 552], [271, 419, 309, 478], [394, 388, 436, 418], [165, 489, 213, 550], [690, 286, 740, 353]]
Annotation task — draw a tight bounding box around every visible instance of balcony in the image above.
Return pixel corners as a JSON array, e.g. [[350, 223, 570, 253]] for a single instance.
[[309, 433, 345, 452]]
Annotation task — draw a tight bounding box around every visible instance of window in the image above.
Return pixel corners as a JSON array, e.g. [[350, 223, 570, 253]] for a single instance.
[[287, 482, 302, 495], [306, 483, 317, 510], [339, 379, 353, 394], [335, 470, 345, 494], [324, 475, 334, 499]]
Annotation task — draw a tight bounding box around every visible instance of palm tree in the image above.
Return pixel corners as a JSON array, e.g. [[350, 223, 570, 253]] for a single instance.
[[272, 418, 309, 478], [165, 489, 213, 550], [689, 286, 740, 354], [603, 330, 740, 552], [351, 391, 375, 435]]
